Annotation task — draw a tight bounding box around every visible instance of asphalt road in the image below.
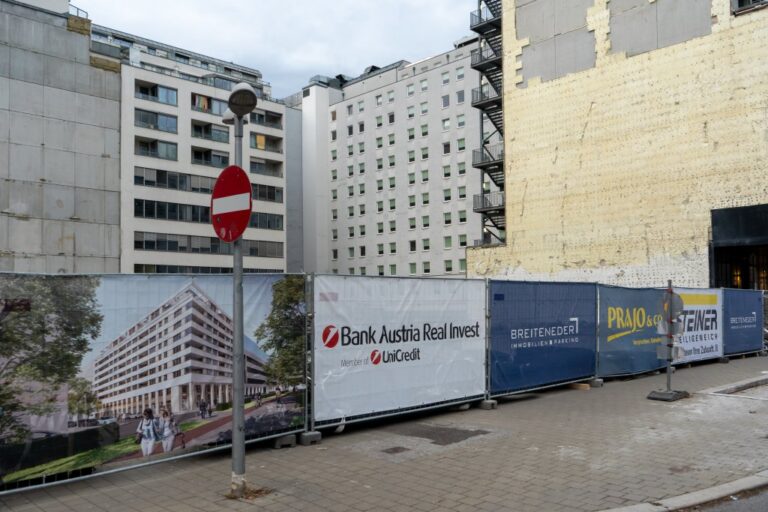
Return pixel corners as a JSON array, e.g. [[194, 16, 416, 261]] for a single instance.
[[692, 488, 768, 511]]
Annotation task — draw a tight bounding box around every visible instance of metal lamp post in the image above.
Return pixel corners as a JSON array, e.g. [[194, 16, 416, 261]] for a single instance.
[[222, 82, 257, 498]]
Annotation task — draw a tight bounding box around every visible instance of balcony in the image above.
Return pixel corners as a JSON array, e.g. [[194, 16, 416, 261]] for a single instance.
[[191, 148, 229, 168], [192, 122, 229, 144], [250, 160, 283, 178], [472, 143, 504, 168], [473, 191, 505, 213], [470, 7, 501, 34], [471, 46, 502, 72], [471, 85, 501, 109]]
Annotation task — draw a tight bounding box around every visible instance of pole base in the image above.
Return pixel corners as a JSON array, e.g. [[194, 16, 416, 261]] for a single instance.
[[647, 390, 690, 402], [228, 472, 247, 499]]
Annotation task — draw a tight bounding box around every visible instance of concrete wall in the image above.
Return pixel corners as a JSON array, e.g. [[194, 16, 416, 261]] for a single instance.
[[468, 0, 768, 287], [0, 0, 121, 273], [284, 106, 303, 273]]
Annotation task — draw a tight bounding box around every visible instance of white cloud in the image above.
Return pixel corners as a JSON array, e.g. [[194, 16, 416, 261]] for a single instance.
[[75, 0, 473, 96]]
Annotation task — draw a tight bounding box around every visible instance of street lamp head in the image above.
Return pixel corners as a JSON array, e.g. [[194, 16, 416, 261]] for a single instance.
[[228, 82, 258, 117], [222, 108, 235, 126]]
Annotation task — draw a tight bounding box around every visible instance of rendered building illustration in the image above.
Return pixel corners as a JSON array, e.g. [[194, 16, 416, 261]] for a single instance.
[[92, 283, 267, 415]]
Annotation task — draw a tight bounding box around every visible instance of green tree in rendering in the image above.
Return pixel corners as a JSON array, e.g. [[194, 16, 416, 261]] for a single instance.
[[254, 276, 306, 387], [0, 275, 102, 441], [67, 377, 101, 424]]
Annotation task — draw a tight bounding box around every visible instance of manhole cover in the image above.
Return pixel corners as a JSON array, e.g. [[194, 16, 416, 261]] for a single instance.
[[381, 446, 410, 454], [384, 423, 489, 446]]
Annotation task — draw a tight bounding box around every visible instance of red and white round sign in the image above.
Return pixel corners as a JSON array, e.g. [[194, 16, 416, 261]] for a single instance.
[[210, 165, 252, 243]]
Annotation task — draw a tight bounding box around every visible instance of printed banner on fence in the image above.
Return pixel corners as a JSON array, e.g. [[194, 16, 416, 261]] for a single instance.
[[313, 275, 486, 424], [489, 281, 597, 395], [675, 288, 723, 363], [0, 274, 305, 492], [723, 289, 763, 355], [597, 286, 666, 377]]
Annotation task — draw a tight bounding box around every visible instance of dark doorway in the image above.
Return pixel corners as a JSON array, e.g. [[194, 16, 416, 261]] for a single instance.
[[711, 205, 768, 289]]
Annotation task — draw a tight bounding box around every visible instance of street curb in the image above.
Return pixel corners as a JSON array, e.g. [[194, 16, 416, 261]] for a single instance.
[[697, 375, 768, 396], [598, 471, 768, 512]]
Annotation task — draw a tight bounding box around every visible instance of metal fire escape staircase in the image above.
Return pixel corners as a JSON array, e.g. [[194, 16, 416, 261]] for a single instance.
[[470, 0, 505, 241]]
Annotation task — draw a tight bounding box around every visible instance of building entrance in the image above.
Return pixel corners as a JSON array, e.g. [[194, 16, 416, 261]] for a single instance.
[[711, 204, 768, 289]]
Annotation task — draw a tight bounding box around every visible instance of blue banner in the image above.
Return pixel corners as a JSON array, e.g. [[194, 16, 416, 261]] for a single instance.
[[597, 286, 666, 377], [723, 289, 764, 355], [489, 281, 597, 395]]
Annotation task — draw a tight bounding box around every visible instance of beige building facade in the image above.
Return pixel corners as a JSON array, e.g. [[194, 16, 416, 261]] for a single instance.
[[468, 0, 768, 289]]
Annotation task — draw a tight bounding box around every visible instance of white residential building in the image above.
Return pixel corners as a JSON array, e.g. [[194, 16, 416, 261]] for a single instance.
[[90, 26, 293, 274], [92, 283, 267, 416], [293, 36, 499, 277]]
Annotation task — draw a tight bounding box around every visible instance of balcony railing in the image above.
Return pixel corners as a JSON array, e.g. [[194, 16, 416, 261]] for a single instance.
[[192, 158, 228, 168], [471, 85, 501, 106], [472, 143, 504, 167], [250, 163, 283, 178], [471, 46, 501, 67], [470, 7, 500, 30], [473, 191, 505, 212], [192, 130, 229, 144]]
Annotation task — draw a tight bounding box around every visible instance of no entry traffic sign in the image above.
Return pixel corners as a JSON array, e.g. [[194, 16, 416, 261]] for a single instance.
[[211, 165, 252, 242]]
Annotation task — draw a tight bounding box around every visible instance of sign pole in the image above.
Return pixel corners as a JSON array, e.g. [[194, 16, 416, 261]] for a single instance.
[[648, 279, 690, 402], [665, 279, 673, 393], [231, 114, 246, 496]]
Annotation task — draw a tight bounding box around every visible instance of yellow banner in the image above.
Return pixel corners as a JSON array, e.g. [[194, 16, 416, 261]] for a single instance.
[[680, 293, 718, 306]]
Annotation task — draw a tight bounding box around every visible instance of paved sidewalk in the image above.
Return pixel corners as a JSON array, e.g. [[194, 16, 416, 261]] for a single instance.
[[3, 357, 768, 512]]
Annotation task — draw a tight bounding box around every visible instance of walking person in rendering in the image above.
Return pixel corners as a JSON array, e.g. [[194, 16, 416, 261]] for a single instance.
[[136, 408, 161, 457], [199, 399, 208, 419], [159, 410, 179, 453]]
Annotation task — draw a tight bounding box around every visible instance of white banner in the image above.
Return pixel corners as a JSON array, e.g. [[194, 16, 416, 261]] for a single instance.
[[313, 276, 486, 424], [674, 288, 724, 364]]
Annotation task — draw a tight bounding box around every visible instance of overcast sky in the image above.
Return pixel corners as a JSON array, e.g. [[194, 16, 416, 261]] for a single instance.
[[75, 0, 474, 98]]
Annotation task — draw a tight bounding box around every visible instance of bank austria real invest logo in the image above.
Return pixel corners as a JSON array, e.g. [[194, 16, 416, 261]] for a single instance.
[[321, 321, 480, 368]]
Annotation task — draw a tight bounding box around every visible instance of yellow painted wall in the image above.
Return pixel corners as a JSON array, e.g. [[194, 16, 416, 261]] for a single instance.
[[468, 0, 768, 287]]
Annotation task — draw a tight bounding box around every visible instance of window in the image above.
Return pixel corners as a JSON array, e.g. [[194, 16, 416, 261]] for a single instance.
[[407, 106, 415, 119], [359, 201, 366, 214], [457, 114, 466, 128], [442, 95, 450, 108], [347, 206, 354, 217], [332, 209, 338, 220], [456, 90, 465, 104], [377, 158, 384, 170], [331, 149, 337, 161], [458, 162, 466, 175], [388, 155, 396, 167], [422, 238, 431, 251], [444, 212, 452, 225], [407, 83, 415, 96], [360, 246, 366, 257], [443, 142, 451, 155], [331, 189, 338, 200], [409, 217, 416, 229], [331, 169, 337, 181], [378, 265, 385, 276], [135, 138, 178, 160], [348, 165, 354, 177], [459, 210, 467, 223], [332, 229, 338, 240], [358, 100, 364, 112], [389, 221, 396, 234], [377, 222, 384, 234], [331, 130, 337, 141], [444, 236, 452, 249], [360, 224, 366, 236], [423, 262, 431, 274], [376, 94, 383, 106], [421, 169, 429, 182], [408, 150, 416, 163], [135, 109, 177, 133], [422, 215, 430, 228], [348, 226, 355, 237], [443, 165, 451, 178], [422, 192, 430, 205], [377, 200, 384, 212], [420, 102, 428, 115], [408, 173, 416, 185], [331, 110, 337, 121], [421, 147, 429, 160], [408, 128, 415, 140], [459, 234, 467, 247], [347, 145, 353, 156], [377, 137, 383, 148], [376, 115, 383, 127], [358, 142, 365, 154], [377, 243, 384, 255], [459, 258, 466, 272], [409, 240, 417, 252], [359, 162, 365, 174], [347, 105, 353, 115], [388, 90, 395, 103], [388, 133, 396, 145], [457, 138, 466, 151], [389, 198, 396, 211], [458, 186, 466, 199], [443, 189, 452, 201], [389, 264, 397, 276], [456, 66, 465, 80], [420, 79, 428, 92], [442, 118, 450, 131], [360, 267, 367, 276], [388, 112, 395, 124], [442, 71, 450, 85], [389, 242, 397, 254], [348, 186, 354, 197], [332, 249, 338, 260], [347, 125, 354, 136], [359, 121, 365, 133], [135, 82, 177, 105], [349, 247, 355, 258], [409, 263, 417, 275], [421, 124, 429, 137], [389, 177, 396, 189], [409, 195, 416, 207], [377, 179, 383, 191], [445, 260, 453, 273]]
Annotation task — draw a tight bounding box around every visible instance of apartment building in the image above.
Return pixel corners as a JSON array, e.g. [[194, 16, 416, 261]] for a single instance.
[[296, 37, 501, 277], [90, 26, 293, 274], [93, 283, 267, 416], [0, 0, 121, 273], [468, 0, 768, 289]]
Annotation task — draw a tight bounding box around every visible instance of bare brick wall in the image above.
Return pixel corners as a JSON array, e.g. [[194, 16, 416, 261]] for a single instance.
[[468, 0, 768, 287]]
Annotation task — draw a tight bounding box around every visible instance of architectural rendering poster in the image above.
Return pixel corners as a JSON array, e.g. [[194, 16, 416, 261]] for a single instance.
[[675, 288, 724, 364], [489, 281, 597, 395], [0, 273, 306, 491], [722, 289, 764, 355], [312, 275, 486, 426]]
